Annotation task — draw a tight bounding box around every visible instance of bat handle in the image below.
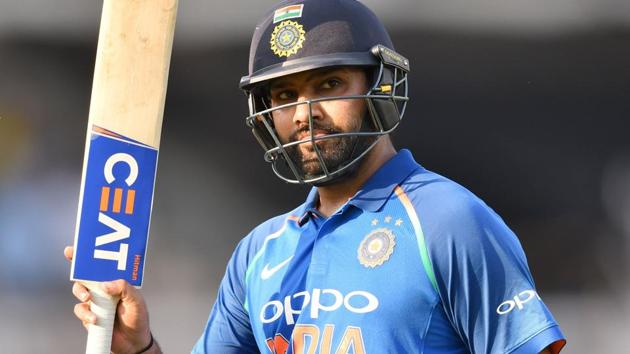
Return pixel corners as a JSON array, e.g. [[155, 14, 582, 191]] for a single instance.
[[84, 281, 120, 354]]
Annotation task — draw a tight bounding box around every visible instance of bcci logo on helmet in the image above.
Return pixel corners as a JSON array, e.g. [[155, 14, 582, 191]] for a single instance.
[[270, 20, 306, 58]]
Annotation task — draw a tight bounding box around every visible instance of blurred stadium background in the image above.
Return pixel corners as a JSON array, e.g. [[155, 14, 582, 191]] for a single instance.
[[1, 0, 629, 352]]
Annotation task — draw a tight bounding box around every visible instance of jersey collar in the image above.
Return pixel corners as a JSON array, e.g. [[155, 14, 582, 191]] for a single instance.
[[298, 149, 422, 224], [297, 187, 321, 226], [348, 149, 422, 212]]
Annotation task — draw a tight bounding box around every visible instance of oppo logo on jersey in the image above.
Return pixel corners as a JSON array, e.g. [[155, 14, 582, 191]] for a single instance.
[[260, 288, 379, 325], [496, 289, 541, 315]]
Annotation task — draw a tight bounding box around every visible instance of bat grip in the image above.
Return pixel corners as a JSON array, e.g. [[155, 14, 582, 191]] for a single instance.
[[84, 281, 120, 354]]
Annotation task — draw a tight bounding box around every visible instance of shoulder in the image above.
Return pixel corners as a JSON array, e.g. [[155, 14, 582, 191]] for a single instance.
[[398, 167, 521, 252], [399, 168, 500, 224], [232, 209, 301, 265]]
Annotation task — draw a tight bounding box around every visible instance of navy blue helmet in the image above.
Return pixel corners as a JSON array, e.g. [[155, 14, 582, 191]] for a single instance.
[[241, 0, 410, 184]]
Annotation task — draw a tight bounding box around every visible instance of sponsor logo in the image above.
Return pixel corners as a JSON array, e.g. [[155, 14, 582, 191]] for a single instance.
[[270, 20, 306, 58], [260, 288, 379, 325], [261, 255, 293, 280], [92, 152, 138, 270], [72, 126, 157, 286], [497, 289, 541, 315]]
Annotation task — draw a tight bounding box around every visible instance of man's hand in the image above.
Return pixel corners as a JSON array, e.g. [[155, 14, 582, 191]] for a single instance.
[[65, 246, 159, 354]]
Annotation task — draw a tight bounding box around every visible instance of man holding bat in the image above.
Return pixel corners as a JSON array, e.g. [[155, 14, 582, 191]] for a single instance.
[[69, 0, 566, 353]]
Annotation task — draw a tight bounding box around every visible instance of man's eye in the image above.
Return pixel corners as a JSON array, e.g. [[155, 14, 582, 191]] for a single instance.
[[321, 79, 341, 89], [275, 91, 296, 101]]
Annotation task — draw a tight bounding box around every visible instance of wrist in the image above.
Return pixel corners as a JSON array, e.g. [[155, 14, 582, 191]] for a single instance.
[[135, 331, 154, 354]]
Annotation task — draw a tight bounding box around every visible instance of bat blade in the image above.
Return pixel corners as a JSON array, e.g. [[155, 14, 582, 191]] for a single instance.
[[70, 0, 178, 353]]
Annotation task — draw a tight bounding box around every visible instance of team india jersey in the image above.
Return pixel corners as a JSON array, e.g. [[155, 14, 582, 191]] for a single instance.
[[192, 150, 565, 354]]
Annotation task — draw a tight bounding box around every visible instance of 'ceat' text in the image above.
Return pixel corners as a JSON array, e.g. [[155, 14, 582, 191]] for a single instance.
[[93, 153, 139, 270]]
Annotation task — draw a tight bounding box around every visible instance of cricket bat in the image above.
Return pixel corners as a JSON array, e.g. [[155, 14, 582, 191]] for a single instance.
[[70, 1, 178, 353]]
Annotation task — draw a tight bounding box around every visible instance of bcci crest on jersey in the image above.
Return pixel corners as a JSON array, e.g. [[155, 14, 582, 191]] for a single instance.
[[358, 228, 396, 268]]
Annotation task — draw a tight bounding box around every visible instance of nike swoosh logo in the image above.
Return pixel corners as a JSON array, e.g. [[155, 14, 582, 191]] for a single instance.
[[261, 256, 293, 280]]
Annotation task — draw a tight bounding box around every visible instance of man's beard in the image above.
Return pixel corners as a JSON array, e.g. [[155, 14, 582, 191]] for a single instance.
[[284, 117, 376, 183]]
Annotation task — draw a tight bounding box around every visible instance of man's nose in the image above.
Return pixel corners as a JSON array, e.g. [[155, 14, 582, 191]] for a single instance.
[[293, 96, 323, 127]]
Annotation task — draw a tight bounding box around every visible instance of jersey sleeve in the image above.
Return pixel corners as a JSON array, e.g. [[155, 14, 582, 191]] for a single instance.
[[425, 193, 566, 354], [191, 238, 259, 354]]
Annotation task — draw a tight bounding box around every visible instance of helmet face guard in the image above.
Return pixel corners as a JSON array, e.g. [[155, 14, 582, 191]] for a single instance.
[[240, 0, 410, 184], [244, 45, 410, 184]]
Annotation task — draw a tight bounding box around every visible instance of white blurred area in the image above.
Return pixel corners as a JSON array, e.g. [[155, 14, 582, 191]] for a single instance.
[[0, 0, 629, 353], [1, 0, 630, 42]]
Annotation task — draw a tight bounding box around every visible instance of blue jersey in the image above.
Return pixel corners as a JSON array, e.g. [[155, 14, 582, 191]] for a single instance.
[[192, 150, 565, 354]]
